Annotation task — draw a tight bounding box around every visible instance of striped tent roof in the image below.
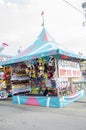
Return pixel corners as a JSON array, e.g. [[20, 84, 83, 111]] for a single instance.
[[0, 27, 86, 66]]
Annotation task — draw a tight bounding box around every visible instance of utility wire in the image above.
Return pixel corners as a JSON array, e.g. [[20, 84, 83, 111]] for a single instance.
[[63, 1, 86, 28], [63, 0, 84, 14]]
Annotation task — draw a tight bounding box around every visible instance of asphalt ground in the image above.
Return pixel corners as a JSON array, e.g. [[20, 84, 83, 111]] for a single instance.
[[0, 97, 86, 130], [0, 90, 86, 130], [0, 95, 86, 112]]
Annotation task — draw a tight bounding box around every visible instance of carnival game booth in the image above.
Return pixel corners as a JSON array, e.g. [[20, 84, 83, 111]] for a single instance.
[[0, 27, 86, 107]]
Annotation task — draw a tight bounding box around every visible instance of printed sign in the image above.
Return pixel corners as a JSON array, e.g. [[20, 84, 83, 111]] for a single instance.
[[58, 60, 81, 77]]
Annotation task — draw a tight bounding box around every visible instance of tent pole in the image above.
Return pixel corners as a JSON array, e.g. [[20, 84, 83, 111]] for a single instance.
[[54, 56, 59, 96], [54, 56, 58, 77]]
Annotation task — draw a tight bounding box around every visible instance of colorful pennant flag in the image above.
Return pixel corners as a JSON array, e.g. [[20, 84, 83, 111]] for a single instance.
[[2, 43, 8, 47]]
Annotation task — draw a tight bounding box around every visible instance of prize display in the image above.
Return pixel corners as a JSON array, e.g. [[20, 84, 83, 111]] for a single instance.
[[10, 56, 57, 96], [5, 56, 84, 97], [0, 66, 8, 99], [11, 63, 30, 95]]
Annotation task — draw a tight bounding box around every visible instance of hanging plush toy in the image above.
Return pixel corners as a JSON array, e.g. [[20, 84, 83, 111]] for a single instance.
[[28, 64, 36, 78], [48, 56, 55, 67], [4, 72, 8, 80], [48, 56, 55, 79], [38, 58, 45, 78], [25, 68, 29, 74]]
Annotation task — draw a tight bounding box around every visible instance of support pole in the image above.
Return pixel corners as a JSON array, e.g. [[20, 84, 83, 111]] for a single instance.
[[54, 56, 59, 96]]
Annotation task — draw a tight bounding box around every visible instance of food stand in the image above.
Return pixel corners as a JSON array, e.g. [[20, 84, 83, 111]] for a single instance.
[[0, 27, 86, 107]]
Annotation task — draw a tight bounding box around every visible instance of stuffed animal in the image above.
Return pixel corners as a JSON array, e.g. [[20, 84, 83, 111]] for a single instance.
[[48, 56, 55, 79], [48, 56, 55, 67], [28, 64, 36, 78], [38, 58, 45, 78]]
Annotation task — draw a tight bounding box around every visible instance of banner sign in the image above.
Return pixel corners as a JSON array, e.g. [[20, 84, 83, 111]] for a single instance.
[[58, 60, 81, 77]]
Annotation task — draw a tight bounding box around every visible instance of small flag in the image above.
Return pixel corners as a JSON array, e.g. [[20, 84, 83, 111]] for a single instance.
[[2, 43, 8, 47], [41, 11, 44, 16], [41, 11, 44, 26]]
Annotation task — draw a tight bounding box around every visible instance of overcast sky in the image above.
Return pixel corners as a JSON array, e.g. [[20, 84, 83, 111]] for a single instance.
[[0, 0, 86, 56]]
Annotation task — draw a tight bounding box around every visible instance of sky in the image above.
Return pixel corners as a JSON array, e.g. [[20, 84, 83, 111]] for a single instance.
[[0, 0, 86, 56]]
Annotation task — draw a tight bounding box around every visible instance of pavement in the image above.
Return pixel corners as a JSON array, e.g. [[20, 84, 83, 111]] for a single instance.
[[0, 94, 86, 112], [0, 95, 86, 130]]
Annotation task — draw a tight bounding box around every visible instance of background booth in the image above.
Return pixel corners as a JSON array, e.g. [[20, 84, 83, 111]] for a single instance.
[[0, 54, 12, 99]]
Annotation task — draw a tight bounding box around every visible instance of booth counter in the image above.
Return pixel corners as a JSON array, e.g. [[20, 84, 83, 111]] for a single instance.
[[12, 89, 85, 108]]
